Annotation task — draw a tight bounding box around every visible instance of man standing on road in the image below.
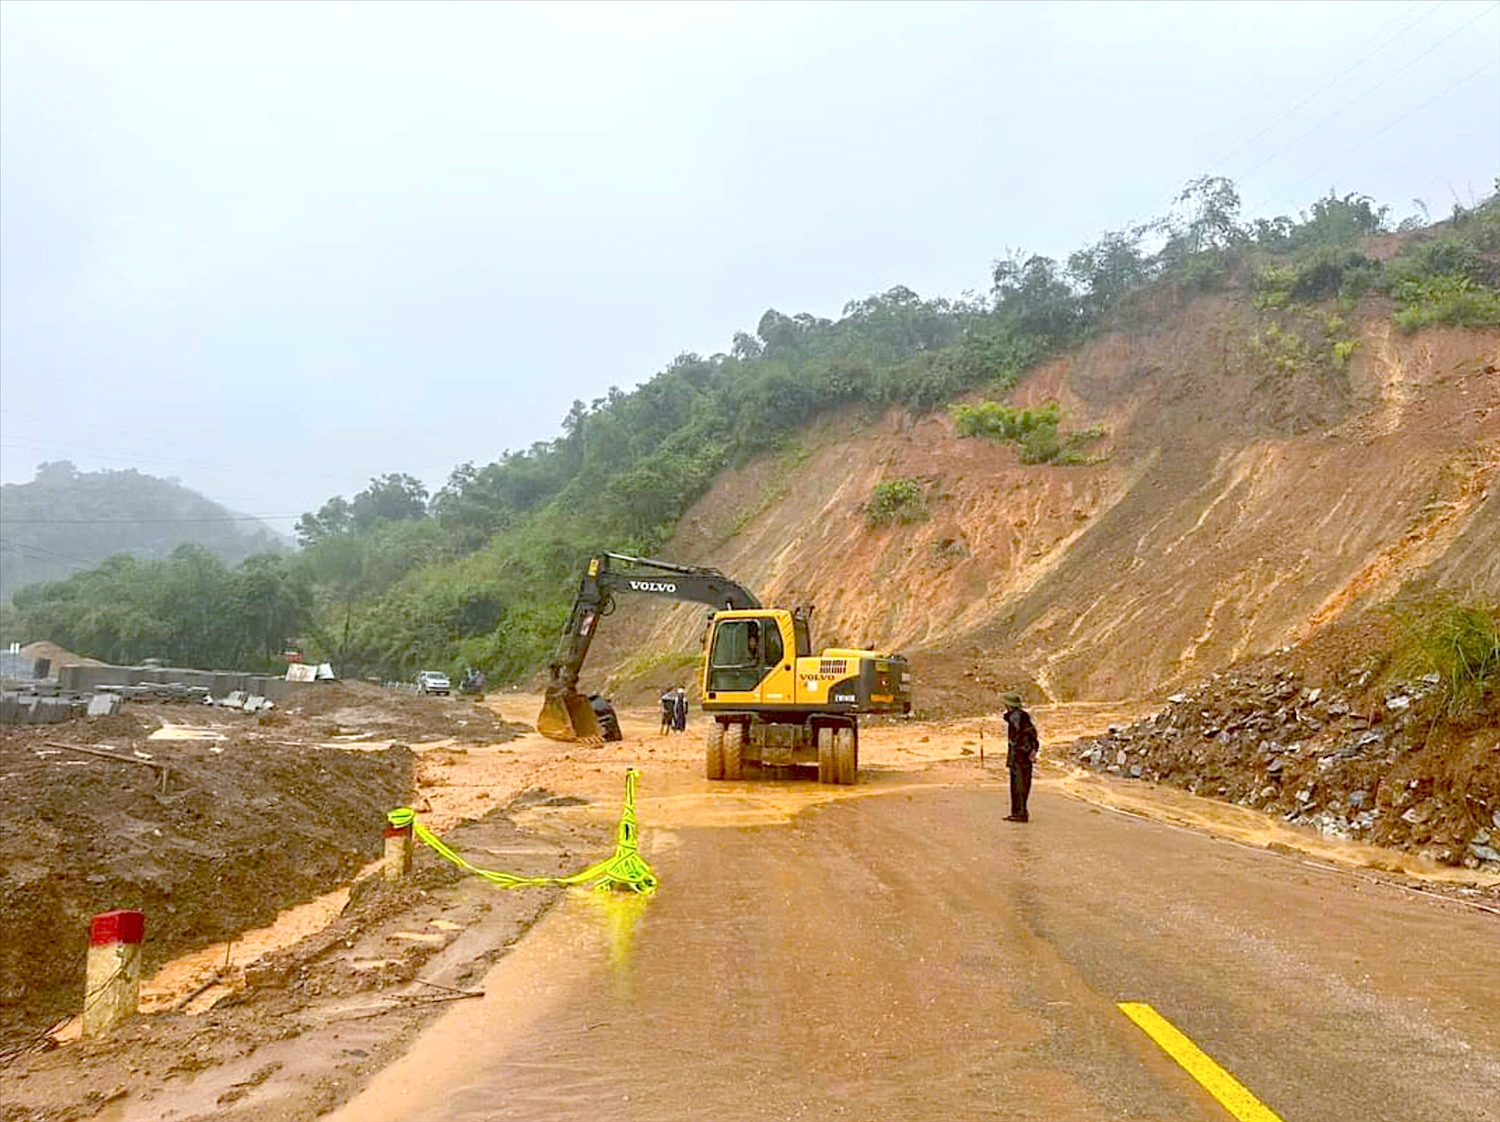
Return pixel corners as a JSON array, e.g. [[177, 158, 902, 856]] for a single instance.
[[660, 689, 675, 736], [1003, 691, 1039, 822], [673, 686, 689, 733]]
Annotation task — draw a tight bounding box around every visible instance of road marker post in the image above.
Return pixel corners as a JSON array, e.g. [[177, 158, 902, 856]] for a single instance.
[[1118, 1002, 1284, 1122], [383, 815, 414, 882], [83, 909, 145, 1037]]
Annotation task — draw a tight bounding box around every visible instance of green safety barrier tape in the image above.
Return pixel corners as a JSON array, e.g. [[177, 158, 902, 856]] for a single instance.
[[387, 767, 659, 894]]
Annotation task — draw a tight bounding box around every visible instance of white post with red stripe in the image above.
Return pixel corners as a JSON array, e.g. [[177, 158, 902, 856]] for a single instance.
[[83, 909, 145, 1037]]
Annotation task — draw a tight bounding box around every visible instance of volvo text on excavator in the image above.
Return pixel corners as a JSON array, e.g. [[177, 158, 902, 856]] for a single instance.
[[538, 553, 912, 784]]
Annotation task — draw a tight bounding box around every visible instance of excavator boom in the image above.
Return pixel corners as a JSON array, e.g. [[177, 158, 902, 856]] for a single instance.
[[538, 553, 760, 741]]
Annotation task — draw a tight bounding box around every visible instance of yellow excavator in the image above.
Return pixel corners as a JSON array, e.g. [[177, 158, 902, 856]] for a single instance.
[[538, 553, 912, 784]]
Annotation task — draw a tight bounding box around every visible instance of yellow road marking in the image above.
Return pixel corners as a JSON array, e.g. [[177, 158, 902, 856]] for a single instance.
[[1118, 1002, 1285, 1122]]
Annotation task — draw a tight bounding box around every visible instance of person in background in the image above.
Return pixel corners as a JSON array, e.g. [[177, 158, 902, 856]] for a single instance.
[[1003, 691, 1039, 822], [673, 686, 689, 733], [660, 688, 675, 736]]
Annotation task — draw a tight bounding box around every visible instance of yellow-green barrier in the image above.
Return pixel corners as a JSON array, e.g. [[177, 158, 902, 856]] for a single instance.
[[387, 767, 659, 894]]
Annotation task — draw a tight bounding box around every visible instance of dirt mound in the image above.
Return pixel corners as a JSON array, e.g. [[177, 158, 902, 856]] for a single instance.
[[1068, 638, 1499, 871], [18, 641, 106, 669], [0, 723, 415, 1042], [70, 711, 154, 743], [279, 681, 527, 743]]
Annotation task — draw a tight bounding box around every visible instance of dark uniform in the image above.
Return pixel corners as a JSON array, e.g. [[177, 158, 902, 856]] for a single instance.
[[1003, 693, 1038, 821]]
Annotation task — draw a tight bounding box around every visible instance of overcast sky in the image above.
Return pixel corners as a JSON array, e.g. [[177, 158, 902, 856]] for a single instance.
[[2, 0, 1496, 534]]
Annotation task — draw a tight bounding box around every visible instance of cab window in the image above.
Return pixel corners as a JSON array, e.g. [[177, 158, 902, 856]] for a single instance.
[[709, 620, 768, 692], [762, 618, 784, 667]]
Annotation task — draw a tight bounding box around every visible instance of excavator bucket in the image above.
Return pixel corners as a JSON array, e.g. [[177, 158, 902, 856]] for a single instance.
[[537, 687, 603, 743]]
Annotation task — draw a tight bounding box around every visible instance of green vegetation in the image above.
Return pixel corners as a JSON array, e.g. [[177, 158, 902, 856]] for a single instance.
[[1251, 189, 1500, 330], [6, 180, 1497, 684], [1387, 596, 1500, 717], [951, 401, 1106, 464], [1249, 309, 1358, 381], [866, 478, 928, 527], [4, 544, 307, 671], [0, 462, 284, 601]]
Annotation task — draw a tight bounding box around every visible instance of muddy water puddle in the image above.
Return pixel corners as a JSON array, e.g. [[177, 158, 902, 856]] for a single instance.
[[327, 887, 654, 1122], [49, 862, 383, 1044]]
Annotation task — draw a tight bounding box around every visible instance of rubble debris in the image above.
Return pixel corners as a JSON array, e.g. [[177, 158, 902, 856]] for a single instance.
[[1072, 659, 1498, 871]]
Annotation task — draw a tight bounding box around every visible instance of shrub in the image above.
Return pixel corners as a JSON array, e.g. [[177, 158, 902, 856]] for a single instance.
[[951, 400, 1105, 464], [951, 401, 1061, 441], [1390, 275, 1500, 333], [1388, 597, 1500, 716], [866, 478, 927, 527]]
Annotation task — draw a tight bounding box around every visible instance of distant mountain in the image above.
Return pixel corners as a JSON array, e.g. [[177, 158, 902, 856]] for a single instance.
[[0, 461, 287, 600]]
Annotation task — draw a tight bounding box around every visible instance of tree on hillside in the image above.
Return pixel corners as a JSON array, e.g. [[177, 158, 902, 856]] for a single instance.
[[2, 461, 284, 600], [295, 474, 429, 546], [350, 474, 429, 530], [1068, 227, 1153, 318], [1291, 192, 1389, 250], [1174, 175, 1247, 254], [991, 252, 1082, 338], [294, 496, 353, 545]]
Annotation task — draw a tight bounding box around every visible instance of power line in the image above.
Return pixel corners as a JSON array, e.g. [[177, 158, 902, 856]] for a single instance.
[[0, 515, 303, 525], [1206, 0, 1448, 173], [2, 542, 99, 567], [1263, 56, 1500, 210], [1233, 0, 1500, 182], [0, 437, 354, 488]]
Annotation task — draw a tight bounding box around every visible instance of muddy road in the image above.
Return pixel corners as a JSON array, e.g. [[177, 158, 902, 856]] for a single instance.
[[327, 771, 1499, 1120], [11, 697, 1497, 1122]]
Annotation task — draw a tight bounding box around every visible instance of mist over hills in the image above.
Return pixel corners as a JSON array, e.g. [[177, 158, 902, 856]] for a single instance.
[[0, 461, 286, 601]]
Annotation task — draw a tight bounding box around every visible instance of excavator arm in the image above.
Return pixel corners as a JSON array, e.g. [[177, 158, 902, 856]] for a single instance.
[[538, 553, 761, 741]]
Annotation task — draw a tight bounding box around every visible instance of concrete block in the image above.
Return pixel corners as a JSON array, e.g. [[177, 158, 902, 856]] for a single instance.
[[87, 693, 123, 717]]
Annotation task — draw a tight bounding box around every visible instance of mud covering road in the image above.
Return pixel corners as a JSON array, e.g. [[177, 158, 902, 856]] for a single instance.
[[6, 697, 1496, 1122], [328, 777, 1500, 1120]]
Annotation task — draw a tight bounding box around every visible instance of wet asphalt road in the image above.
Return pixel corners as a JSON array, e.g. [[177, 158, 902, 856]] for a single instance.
[[332, 783, 1500, 1121]]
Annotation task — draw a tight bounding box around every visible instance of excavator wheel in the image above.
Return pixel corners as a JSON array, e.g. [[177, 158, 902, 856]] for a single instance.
[[816, 726, 835, 784], [834, 726, 857, 786], [705, 721, 725, 780], [723, 721, 746, 781]]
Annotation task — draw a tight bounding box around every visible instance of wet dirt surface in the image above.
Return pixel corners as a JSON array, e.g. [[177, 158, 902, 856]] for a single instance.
[[6, 695, 1497, 1122], [314, 697, 1500, 1122], [331, 777, 1500, 1122]]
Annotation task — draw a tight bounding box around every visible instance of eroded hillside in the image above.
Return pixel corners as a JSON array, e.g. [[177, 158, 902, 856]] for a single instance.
[[591, 299, 1498, 710]]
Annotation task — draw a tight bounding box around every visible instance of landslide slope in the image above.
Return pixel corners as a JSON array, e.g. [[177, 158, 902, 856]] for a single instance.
[[590, 296, 1498, 711]]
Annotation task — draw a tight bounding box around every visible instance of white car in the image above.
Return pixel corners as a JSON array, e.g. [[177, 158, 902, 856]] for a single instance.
[[415, 671, 450, 696]]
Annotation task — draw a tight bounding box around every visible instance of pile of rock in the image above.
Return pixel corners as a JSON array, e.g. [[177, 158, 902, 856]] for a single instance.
[[207, 690, 275, 713], [1072, 664, 1498, 871], [101, 682, 212, 704]]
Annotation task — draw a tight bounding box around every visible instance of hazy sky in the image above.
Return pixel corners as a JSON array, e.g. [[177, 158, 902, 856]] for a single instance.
[[2, 0, 1496, 534]]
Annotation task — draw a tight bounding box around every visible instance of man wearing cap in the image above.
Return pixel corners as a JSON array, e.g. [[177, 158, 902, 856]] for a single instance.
[[1003, 691, 1039, 822]]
